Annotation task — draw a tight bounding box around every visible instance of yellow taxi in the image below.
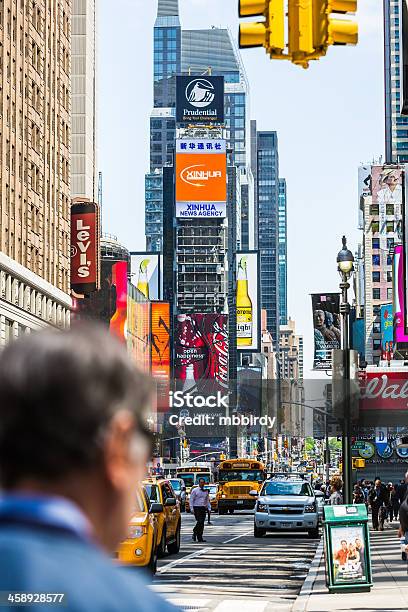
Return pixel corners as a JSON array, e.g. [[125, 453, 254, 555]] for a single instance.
[[186, 483, 219, 513], [143, 476, 181, 557], [117, 487, 160, 573]]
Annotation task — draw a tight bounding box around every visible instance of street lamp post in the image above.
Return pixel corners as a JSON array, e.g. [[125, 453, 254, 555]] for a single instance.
[[337, 236, 355, 505]]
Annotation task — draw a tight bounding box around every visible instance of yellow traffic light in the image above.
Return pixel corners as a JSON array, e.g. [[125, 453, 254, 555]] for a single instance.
[[239, 0, 285, 54], [313, 0, 358, 50], [288, 0, 314, 65], [352, 458, 365, 469], [183, 438, 188, 449]]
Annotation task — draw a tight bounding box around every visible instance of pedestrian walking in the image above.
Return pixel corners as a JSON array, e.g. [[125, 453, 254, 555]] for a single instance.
[[368, 478, 389, 530], [353, 485, 365, 505], [190, 478, 211, 542], [0, 325, 176, 612], [388, 484, 400, 522], [329, 476, 343, 505]]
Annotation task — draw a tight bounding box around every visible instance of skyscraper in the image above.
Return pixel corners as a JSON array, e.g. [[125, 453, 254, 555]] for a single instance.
[[145, 2, 255, 252], [0, 0, 72, 345], [71, 0, 97, 201], [257, 132, 280, 346], [278, 178, 288, 326], [145, 0, 181, 252], [384, 0, 408, 162]]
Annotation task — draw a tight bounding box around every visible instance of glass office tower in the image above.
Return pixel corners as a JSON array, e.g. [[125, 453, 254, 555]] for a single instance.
[[384, 0, 408, 162], [278, 178, 288, 326], [145, 2, 255, 251], [257, 132, 280, 346]]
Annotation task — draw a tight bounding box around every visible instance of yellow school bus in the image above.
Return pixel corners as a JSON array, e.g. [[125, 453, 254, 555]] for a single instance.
[[176, 465, 212, 493], [216, 458, 266, 514]]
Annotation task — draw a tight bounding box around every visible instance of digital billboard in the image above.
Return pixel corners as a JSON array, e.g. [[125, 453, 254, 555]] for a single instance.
[[70, 201, 99, 294], [72, 259, 128, 344], [236, 252, 260, 352], [312, 293, 341, 370], [127, 286, 150, 374], [175, 139, 227, 219], [130, 252, 161, 300], [174, 313, 228, 392], [151, 302, 170, 412], [393, 245, 408, 343], [380, 304, 394, 361], [371, 166, 402, 250], [176, 75, 224, 125]]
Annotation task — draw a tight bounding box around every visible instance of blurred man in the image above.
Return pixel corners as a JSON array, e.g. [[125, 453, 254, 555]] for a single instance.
[[0, 326, 176, 611]]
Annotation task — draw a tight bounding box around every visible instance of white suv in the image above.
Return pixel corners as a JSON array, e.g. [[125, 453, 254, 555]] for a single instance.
[[253, 478, 320, 538]]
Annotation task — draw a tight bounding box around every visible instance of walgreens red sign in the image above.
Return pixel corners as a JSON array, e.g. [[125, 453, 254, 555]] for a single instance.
[[360, 371, 408, 411], [71, 202, 98, 294]]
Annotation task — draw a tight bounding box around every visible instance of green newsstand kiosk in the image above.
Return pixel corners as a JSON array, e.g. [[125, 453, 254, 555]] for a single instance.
[[323, 504, 373, 593]]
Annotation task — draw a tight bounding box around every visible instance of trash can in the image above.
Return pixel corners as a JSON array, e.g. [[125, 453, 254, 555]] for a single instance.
[[323, 504, 372, 593]]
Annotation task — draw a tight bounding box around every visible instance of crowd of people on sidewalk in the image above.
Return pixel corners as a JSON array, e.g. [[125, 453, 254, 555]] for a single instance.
[[315, 472, 408, 533], [315, 471, 408, 567]]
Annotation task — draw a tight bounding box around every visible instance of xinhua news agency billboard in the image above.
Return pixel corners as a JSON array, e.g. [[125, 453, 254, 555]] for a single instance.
[[175, 139, 227, 219], [236, 252, 260, 352], [176, 75, 224, 125]]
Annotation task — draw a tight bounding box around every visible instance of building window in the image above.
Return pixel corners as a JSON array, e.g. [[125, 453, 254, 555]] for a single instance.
[[370, 204, 379, 215], [372, 254, 380, 266], [387, 287, 393, 300], [372, 238, 380, 249], [373, 339, 381, 351], [373, 288, 381, 300], [372, 272, 380, 282]]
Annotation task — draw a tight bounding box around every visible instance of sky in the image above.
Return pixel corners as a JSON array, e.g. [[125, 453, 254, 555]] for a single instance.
[[98, 0, 384, 376]]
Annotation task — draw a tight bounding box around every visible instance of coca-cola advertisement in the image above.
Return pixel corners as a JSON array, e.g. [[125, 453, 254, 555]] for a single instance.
[[174, 313, 229, 392]]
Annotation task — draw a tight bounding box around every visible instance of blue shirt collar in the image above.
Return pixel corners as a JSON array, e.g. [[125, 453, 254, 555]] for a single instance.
[[0, 494, 94, 542]]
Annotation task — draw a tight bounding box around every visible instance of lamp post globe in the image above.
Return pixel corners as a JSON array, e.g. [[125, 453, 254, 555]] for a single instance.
[[337, 236, 354, 279]]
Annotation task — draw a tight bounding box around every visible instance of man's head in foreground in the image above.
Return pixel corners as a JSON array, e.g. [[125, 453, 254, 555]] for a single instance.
[[0, 325, 154, 551]]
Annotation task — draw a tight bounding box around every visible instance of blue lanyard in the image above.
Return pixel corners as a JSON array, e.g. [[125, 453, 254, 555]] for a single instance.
[[0, 494, 93, 543]]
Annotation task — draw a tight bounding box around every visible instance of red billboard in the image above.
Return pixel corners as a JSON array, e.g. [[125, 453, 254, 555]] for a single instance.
[[360, 371, 408, 412], [174, 313, 229, 392], [151, 302, 170, 412], [71, 201, 99, 294]]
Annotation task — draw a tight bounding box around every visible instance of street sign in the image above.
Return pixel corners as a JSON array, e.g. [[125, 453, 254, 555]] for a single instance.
[[351, 441, 366, 450]]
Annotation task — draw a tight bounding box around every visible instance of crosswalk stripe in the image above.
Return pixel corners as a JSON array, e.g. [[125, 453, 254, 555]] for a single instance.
[[167, 599, 211, 609], [213, 601, 268, 612]]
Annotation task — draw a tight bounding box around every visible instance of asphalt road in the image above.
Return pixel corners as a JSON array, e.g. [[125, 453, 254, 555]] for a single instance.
[[149, 510, 320, 612]]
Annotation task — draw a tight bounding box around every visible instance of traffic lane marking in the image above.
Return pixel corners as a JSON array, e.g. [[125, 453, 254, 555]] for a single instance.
[[222, 530, 253, 544], [157, 547, 213, 574]]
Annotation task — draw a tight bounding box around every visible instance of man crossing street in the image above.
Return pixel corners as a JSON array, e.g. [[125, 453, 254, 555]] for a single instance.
[[190, 479, 211, 543]]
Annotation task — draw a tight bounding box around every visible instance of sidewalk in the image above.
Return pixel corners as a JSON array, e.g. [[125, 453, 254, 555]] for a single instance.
[[293, 522, 408, 611]]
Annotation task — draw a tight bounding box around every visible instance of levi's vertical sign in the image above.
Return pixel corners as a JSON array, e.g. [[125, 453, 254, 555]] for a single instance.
[[71, 202, 99, 294], [176, 75, 224, 125]]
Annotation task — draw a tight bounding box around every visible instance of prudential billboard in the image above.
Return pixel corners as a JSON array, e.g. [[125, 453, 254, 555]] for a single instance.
[[176, 75, 224, 125], [175, 139, 227, 218]]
